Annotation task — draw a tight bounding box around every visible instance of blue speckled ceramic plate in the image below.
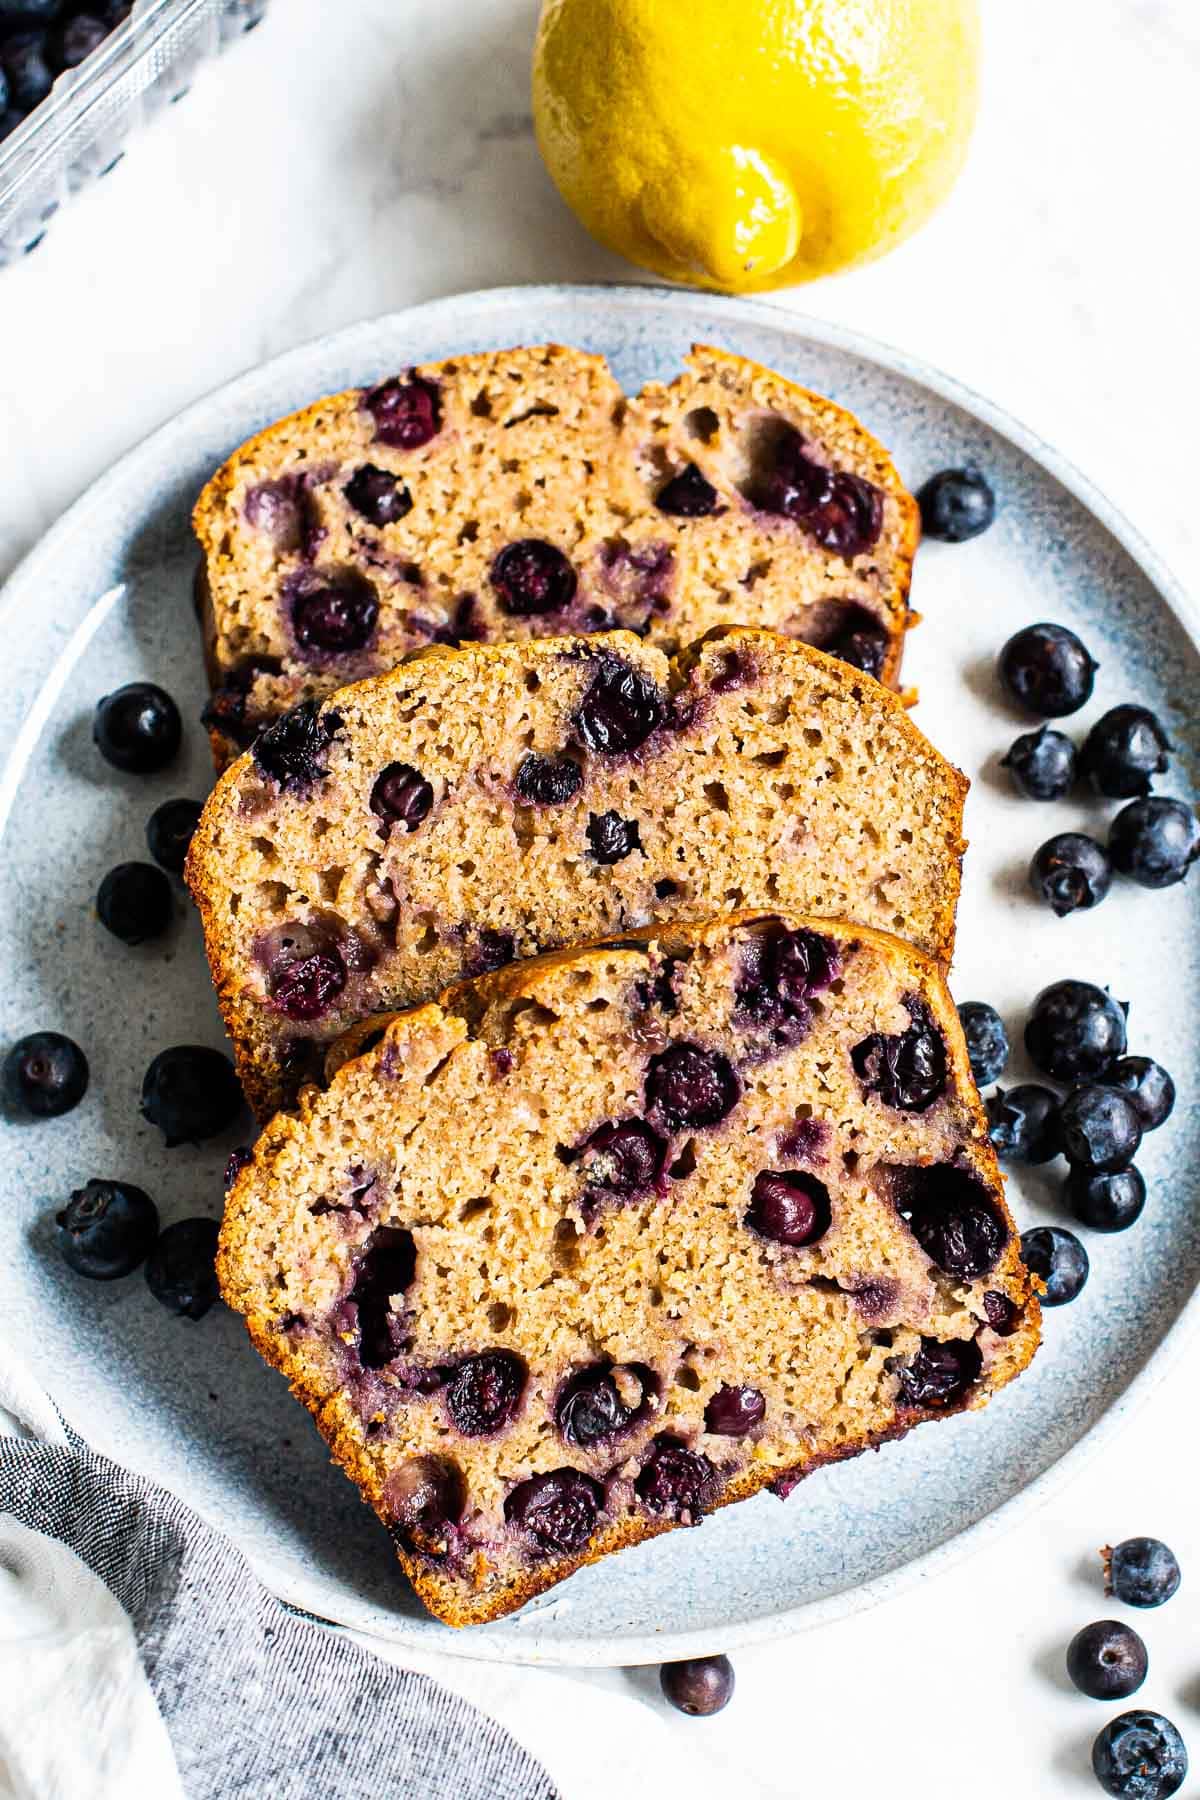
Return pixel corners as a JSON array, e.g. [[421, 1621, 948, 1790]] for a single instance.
[[3, 286, 1199, 1668]]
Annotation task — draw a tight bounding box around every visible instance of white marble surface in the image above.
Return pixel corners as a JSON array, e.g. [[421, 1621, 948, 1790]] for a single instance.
[[3, 1, 1199, 1795]]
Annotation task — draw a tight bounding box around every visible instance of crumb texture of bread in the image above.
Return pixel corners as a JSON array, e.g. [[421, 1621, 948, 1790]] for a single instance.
[[218, 914, 1039, 1628], [186, 629, 966, 1118], [193, 343, 919, 763]]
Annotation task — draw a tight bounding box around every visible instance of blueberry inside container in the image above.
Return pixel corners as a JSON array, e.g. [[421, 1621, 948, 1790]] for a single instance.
[[0, 0, 266, 265]]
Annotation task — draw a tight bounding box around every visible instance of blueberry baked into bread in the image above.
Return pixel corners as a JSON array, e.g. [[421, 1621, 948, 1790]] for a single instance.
[[217, 913, 1040, 1627], [194, 343, 919, 765], [186, 629, 966, 1119]]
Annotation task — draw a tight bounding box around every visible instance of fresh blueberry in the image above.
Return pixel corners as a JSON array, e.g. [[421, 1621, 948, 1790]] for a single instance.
[[646, 1042, 739, 1130], [1092, 1711, 1187, 1799], [1105, 1538, 1182, 1609], [55, 1179, 158, 1279], [144, 1217, 220, 1319], [49, 11, 108, 68], [1065, 1165, 1146, 1234], [444, 1350, 526, 1436], [1067, 1620, 1148, 1700], [1, 29, 53, 109], [504, 1468, 603, 1553], [1107, 1057, 1174, 1131], [1081, 705, 1172, 799], [343, 463, 412, 526], [660, 1656, 735, 1717], [1002, 725, 1077, 800], [145, 798, 203, 874], [347, 1226, 417, 1367], [1109, 797, 1200, 889], [704, 1385, 765, 1437], [957, 1001, 1009, 1086], [1025, 980, 1127, 1083], [744, 1170, 831, 1247], [140, 1045, 244, 1145], [577, 1118, 667, 1203], [290, 569, 379, 656], [819, 604, 890, 680], [1020, 1225, 1089, 1305], [656, 462, 722, 517], [574, 657, 665, 754], [986, 1085, 1063, 1163], [96, 861, 173, 944], [998, 623, 1097, 717], [370, 762, 434, 833], [1059, 1085, 1142, 1172], [586, 810, 641, 863], [556, 1362, 650, 1446], [851, 995, 947, 1112], [4, 1031, 88, 1118], [0, 0, 58, 18], [1029, 833, 1112, 917], [635, 1435, 714, 1517], [490, 539, 577, 616], [754, 425, 883, 559], [270, 947, 347, 1021], [895, 1337, 982, 1408], [252, 700, 342, 790], [891, 1163, 1008, 1279], [93, 681, 182, 773], [363, 374, 440, 450], [917, 467, 996, 543], [515, 753, 583, 806]]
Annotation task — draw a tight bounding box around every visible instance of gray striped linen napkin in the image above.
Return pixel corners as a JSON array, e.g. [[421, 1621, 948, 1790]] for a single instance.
[[0, 1353, 558, 1800]]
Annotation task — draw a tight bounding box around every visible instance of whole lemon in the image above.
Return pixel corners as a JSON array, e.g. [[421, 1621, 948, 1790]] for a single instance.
[[532, 0, 980, 291]]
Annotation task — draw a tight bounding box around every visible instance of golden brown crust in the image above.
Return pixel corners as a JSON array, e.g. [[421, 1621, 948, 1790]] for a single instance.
[[192, 340, 920, 772], [219, 912, 1039, 1628], [187, 628, 967, 1121]]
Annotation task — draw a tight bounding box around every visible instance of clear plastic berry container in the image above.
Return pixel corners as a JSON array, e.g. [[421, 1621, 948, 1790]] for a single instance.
[[0, 0, 267, 266]]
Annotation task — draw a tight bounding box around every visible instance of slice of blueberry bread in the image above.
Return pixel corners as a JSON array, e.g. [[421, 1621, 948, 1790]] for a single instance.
[[614, 344, 917, 683], [185, 629, 966, 1119], [218, 914, 1040, 1628], [194, 343, 919, 766]]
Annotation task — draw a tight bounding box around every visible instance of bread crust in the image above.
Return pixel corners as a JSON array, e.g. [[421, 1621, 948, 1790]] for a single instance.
[[219, 912, 1039, 1628]]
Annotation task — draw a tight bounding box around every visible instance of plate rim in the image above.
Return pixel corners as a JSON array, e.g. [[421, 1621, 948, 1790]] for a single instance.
[[4, 281, 1199, 1668]]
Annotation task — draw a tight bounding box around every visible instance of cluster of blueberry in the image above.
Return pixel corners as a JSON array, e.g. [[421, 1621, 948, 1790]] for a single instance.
[[3, 679, 246, 1316], [92, 681, 204, 940], [998, 624, 1198, 912], [912, 464, 1198, 908], [1066, 1537, 1186, 1799], [0, 0, 128, 143], [956, 981, 1173, 1306]]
